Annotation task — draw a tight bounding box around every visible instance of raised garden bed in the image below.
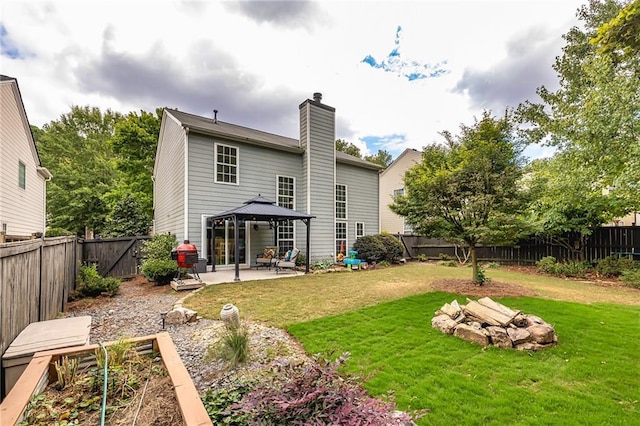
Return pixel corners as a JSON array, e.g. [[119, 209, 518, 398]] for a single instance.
[[0, 333, 212, 426]]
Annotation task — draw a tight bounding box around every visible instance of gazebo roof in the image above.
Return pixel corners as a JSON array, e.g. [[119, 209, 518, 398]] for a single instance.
[[210, 195, 315, 222]]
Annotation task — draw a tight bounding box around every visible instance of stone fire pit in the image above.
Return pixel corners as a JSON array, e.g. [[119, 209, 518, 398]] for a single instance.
[[431, 297, 558, 351]]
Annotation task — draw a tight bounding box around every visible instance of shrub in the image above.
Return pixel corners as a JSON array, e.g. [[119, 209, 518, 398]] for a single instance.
[[536, 256, 558, 274], [437, 260, 458, 267], [377, 233, 404, 262], [417, 254, 428, 262], [621, 269, 640, 289], [476, 267, 487, 285], [595, 256, 638, 278], [141, 233, 177, 261], [201, 377, 254, 425], [233, 352, 417, 425], [536, 256, 590, 278], [484, 262, 501, 269], [141, 259, 177, 285], [295, 252, 306, 266], [313, 259, 334, 270], [74, 264, 120, 298], [352, 234, 403, 263], [438, 253, 452, 261]]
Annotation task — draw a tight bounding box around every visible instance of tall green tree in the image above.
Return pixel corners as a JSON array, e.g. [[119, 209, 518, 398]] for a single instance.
[[392, 112, 530, 283], [364, 149, 393, 168], [525, 155, 628, 260], [109, 108, 162, 218], [517, 0, 639, 218], [35, 106, 123, 236], [591, 0, 640, 63], [335, 139, 362, 158], [102, 194, 150, 237]]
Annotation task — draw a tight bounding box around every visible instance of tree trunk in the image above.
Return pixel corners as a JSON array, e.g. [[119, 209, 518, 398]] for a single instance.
[[470, 243, 478, 284]]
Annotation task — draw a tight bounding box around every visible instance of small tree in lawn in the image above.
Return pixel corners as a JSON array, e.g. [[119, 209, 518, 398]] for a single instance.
[[391, 111, 531, 284]]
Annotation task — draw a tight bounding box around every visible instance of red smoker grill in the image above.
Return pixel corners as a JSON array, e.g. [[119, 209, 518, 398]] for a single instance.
[[171, 240, 202, 282]]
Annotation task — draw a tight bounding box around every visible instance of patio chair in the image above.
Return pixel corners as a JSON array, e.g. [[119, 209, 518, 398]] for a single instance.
[[275, 248, 299, 274], [256, 246, 277, 270]]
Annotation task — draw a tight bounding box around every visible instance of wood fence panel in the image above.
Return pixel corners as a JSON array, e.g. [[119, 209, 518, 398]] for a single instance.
[[401, 227, 640, 264], [81, 237, 147, 278], [0, 237, 78, 399]]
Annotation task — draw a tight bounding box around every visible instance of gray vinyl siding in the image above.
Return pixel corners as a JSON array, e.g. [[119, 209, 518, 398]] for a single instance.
[[337, 163, 380, 251], [187, 132, 304, 261], [153, 114, 185, 239], [301, 102, 336, 262]]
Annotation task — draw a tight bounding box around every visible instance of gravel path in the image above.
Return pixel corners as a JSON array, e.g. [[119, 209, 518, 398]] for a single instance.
[[63, 278, 309, 394]]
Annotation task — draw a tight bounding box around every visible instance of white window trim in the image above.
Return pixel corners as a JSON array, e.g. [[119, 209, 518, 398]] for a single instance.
[[214, 142, 239, 185], [18, 161, 26, 190], [335, 221, 348, 260], [276, 175, 296, 250], [355, 222, 365, 239], [336, 183, 348, 220]]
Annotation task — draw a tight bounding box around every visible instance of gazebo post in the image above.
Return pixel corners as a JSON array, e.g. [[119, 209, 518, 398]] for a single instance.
[[305, 219, 311, 274], [233, 215, 240, 282]]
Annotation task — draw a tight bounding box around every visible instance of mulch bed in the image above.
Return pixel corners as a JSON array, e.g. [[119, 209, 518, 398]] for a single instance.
[[430, 279, 537, 298]]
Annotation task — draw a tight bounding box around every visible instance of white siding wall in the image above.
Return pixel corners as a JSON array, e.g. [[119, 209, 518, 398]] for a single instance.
[[153, 112, 186, 239], [0, 82, 46, 237], [379, 149, 422, 234], [187, 133, 304, 261], [337, 163, 379, 250]]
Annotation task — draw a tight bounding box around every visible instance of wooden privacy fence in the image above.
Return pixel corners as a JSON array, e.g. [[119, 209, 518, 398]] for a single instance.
[[0, 236, 78, 396], [400, 226, 640, 264], [80, 236, 149, 278]]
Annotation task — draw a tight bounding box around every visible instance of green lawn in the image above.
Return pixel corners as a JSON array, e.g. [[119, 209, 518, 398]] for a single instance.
[[287, 292, 640, 425], [184, 263, 640, 328], [183, 264, 640, 424]]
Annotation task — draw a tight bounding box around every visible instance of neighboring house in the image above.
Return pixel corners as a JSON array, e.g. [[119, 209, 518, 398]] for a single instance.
[[379, 148, 422, 234], [153, 93, 382, 269], [605, 212, 639, 227], [0, 75, 52, 242]]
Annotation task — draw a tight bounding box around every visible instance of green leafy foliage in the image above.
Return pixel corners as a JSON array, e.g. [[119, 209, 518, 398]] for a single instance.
[[335, 139, 362, 158], [201, 377, 254, 425], [364, 149, 393, 168], [140, 234, 178, 284], [621, 269, 640, 288], [536, 256, 590, 278], [594, 255, 638, 277], [392, 111, 531, 283], [312, 259, 334, 270], [102, 194, 150, 237], [140, 259, 176, 285], [352, 234, 403, 263], [517, 0, 639, 226], [74, 264, 120, 298], [141, 233, 177, 260], [437, 260, 458, 267]]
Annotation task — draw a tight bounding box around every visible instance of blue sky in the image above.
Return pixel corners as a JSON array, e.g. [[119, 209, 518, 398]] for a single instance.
[[1, 0, 585, 161]]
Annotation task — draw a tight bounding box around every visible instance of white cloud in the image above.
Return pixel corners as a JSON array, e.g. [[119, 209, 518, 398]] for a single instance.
[[1, 0, 585, 159]]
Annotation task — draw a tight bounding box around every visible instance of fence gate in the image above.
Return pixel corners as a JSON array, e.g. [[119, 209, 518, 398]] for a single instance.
[[81, 236, 149, 278]]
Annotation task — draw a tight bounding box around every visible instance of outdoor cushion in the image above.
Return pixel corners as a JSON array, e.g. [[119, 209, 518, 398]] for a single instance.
[[285, 250, 292, 261]]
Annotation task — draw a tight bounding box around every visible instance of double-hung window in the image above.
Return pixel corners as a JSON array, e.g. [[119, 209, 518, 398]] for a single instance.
[[355, 222, 365, 239], [335, 222, 347, 259], [277, 176, 295, 254], [215, 143, 238, 184]]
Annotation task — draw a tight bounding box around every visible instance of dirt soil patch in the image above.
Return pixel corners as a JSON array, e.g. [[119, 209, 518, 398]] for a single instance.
[[431, 279, 537, 298], [67, 275, 174, 312], [20, 350, 184, 426]]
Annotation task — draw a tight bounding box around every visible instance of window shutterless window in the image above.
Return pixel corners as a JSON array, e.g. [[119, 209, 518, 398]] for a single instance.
[[215, 143, 238, 184], [336, 184, 347, 219], [355, 222, 365, 239], [277, 176, 295, 252], [336, 222, 347, 259], [18, 161, 26, 189]]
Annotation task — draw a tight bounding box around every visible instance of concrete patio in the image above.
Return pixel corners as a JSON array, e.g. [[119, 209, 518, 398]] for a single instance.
[[196, 267, 301, 285]]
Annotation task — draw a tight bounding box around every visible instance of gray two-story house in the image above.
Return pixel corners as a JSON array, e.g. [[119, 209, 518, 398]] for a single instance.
[[153, 93, 381, 270]]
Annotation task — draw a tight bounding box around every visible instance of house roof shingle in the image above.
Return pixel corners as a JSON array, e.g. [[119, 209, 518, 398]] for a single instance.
[[165, 108, 383, 171]]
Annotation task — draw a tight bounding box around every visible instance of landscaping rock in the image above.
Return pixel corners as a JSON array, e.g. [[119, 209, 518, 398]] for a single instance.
[[165, 308, 186, 325], [432, 297, 557, 351], [431, 314, 458, 334], [454, 323, 489, 346]]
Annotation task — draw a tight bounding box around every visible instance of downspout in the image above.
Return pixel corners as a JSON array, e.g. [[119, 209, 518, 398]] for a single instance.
[[184, 126, 189, 242]]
